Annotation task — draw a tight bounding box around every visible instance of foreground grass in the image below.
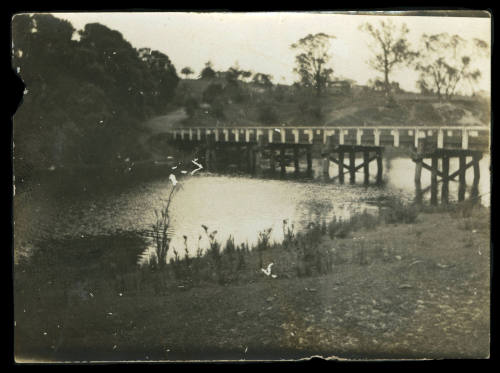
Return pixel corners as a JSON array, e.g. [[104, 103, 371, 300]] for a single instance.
[[14, 205, 490, 361]]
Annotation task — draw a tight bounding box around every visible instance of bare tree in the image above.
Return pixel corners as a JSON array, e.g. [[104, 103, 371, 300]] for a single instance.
[[290, 33, 335, 96], [181, 66, 194, 79], [359, 20, 416, 96], [415, 33, 488, 99]]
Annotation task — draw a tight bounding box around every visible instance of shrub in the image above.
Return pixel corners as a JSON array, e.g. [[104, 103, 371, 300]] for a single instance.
[[298, 100, 323, 121], [184, 97, 199, 117], [202, 83, 224, 104], [383, 198, 419, 224], [257, 103, 279, 124], [282, 219, 295, 250], [151, 185, 177, 268], [210, 99, 225, 119], [202, 225, 223, 284], [257, 228, 273, 251]]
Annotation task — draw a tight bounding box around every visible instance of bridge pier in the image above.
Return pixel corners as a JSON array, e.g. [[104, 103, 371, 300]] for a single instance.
[[326, 145, 384, 186], [412, 148, 483, 205], [168, 126, 486, 189]]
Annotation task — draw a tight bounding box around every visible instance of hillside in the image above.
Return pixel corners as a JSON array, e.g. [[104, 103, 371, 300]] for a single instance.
[[174, 78, 490, 128]]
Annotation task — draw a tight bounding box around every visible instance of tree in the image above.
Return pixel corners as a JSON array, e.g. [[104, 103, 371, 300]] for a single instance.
[[199, 61, 216, 79], [359, 20, 416, 95], [225, 63, 252, 85], [181, 66, 194, 79], [415, 33, 488, 100], [290, 33, 335, 96], [252, 73, 273, 88], [202, 83, 224, 104], [12, 14, 179, 170]]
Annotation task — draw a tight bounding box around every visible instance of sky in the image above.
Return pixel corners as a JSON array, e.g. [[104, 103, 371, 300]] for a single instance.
[[55, 12, 491, 94]]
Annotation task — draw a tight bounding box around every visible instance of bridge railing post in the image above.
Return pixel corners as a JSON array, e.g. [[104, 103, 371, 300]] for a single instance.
[[374, 128, 380, 146], [462, 128, 469, 149], [437, 128, 444, 148], [339, 128, 345, 145], [356, 129, 363, 145], [391, 129, 399, 147]]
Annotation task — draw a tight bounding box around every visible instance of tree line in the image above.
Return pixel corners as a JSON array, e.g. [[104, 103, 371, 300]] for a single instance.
[[292, 20, 488, 98], [12, 14, 179, 169]]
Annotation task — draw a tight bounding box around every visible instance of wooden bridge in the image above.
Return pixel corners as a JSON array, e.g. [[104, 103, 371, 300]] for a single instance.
[[164, 125, 489, 205], [166, 126, 489, 150]]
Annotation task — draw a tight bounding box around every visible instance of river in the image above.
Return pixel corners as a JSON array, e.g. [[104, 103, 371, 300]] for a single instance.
[[13, 155, 490, 264]]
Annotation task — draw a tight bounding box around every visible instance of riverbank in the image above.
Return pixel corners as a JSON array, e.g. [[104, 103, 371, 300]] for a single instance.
[[14, 202, 490, 361]]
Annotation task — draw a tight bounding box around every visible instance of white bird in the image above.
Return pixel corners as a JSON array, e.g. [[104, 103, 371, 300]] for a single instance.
[[169, 173, 178, 186], [261, 262, 274, 276]]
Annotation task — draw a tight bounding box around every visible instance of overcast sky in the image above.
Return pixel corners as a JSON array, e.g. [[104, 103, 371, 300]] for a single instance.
[[56, 12, 491, 94]]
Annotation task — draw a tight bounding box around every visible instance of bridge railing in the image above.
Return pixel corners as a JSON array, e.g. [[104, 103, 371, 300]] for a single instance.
[[167, 126, 490, 150]]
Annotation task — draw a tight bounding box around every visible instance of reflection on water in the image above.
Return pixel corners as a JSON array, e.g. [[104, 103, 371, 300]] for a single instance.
[[14, 155, 490, 263], [139, 176, 393, 263]]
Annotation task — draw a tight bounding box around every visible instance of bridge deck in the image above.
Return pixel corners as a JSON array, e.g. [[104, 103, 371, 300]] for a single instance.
[[167, 126, 489, 150]]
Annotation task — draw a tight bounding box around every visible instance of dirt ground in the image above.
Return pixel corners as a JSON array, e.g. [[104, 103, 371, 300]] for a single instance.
[[14, 210, 490, 362]]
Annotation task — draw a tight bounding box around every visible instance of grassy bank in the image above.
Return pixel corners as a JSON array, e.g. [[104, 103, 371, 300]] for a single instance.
[[14, 202, 490, 361]]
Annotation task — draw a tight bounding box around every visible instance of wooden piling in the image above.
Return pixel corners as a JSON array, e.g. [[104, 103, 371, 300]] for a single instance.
[[471, 153, 481, 201], [270, 149, 276, 173], [306, 146, 313, 178], [322, 157, 330, 180], [349, 150, 356, 184], [414, 140, 424, 185], [415, 179, 423, 204], [338, 151, 345, 184], [458, 155, 466, 202], [376, 149, 383, 185], [247, 147, 254, 173], [441, 155, 449, 204], [205, 134, 216, 172], [414, 163, 422, 183], [430, 155, 438, 206], [293, 147, 299, 175], [363, 151, 370, 185], [281, 147, 287, 177], [254, 147, 262, 176], [211, 149, 217, 172]]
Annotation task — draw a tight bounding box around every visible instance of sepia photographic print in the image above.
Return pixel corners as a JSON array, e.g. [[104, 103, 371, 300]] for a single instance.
[[12, 11, 491, 362]]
